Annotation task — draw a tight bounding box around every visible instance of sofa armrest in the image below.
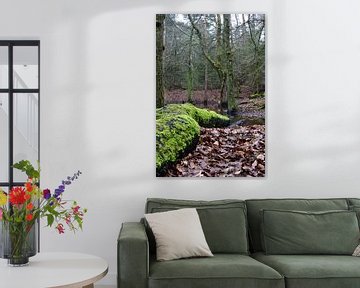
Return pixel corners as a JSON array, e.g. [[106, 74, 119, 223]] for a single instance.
[[118, 222, 149, 288]]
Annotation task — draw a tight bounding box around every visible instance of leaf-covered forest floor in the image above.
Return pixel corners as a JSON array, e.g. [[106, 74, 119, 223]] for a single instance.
[[164, 89, 265, 177], [165, 125, 265, 177]]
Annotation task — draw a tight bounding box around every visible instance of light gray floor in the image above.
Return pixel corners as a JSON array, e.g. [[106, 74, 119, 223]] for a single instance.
[[95, 285, 116, 288]]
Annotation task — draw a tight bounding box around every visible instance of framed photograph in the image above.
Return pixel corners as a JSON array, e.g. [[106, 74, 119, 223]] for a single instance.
[[156, 14, 265, 177]]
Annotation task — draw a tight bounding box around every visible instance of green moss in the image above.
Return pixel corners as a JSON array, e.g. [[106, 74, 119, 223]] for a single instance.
[[157, 103, 230, 128], [156, 103, 229, 175], [156, 114, 200, 175]]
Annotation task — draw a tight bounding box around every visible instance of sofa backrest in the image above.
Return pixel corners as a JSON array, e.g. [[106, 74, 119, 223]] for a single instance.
[[245, 198, 349, 252], [145, 198, 249, 255], [348, 198, 360, 207]]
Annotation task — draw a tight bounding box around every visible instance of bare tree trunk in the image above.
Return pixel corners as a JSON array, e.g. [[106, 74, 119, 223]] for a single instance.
[[216, 14, 222, 63], [204, 60, 208, 106], [223, 14, 236, 114], [156, 14, 165, 108], [216, 14, 227, 111], [203, 14, 208, 106], [187, 27, 194, 103], [247, 14, 260, 93]]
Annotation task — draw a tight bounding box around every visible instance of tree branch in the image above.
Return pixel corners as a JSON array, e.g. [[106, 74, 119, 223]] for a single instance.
[[188, 14, 224, 75]]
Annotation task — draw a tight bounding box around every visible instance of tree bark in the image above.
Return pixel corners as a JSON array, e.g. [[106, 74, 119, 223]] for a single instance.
[[223, 14, 236, 113], [247, 14, 260, 93], [156, 14, 165, 108], [187, 27, 194, 103], [203, 14, 208, 106], [214, 14, 227, 111]]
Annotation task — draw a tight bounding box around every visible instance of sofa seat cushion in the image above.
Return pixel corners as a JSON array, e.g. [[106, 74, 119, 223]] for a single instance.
[[252, 252, 360, 288], [149, 254, 284, 288]]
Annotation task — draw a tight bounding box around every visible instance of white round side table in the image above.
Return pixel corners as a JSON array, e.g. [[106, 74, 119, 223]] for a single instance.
[[0, 252, 108, 288]]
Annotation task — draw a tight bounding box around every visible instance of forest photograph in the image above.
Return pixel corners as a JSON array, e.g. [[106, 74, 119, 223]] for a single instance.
[[156, 14, 265, 177]]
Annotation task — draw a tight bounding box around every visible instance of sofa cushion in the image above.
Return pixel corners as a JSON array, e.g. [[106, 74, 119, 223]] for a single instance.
[[149, 254, 284, 288], [347, 198, 360, 207], [261, 209, 359, 255], [252, 252, 360, 288], [145, 208, 213, 261], [246, 198, 349, 252], [146, 198, 249, 254], [349, 205, 360, 228], [347, 199, 360, 229]]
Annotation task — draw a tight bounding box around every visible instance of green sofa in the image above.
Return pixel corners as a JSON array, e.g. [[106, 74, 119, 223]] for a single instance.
[[118, 198, 360, 288]]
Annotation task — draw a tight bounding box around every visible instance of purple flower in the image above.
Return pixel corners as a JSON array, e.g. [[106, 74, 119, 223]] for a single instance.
[[54, 170, 82, 199], [43, 189, 51, 200], [54, 189, 63, 199]]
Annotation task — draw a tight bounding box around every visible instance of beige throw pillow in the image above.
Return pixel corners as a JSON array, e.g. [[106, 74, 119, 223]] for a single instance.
[[145, 208, 213, 261], [353, 244, 360, 256]]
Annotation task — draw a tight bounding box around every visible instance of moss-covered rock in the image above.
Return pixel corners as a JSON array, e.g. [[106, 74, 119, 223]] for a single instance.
[[156, 103, 229, 175], [157, 103, 230, 128], [156, 114, 200, 175]]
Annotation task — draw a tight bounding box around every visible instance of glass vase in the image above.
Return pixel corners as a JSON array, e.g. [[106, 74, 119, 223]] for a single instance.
[[0, 220, 37, 266]]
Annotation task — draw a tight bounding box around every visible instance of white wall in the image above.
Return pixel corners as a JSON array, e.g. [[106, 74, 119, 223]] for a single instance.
[[1, 0, 360, 285]]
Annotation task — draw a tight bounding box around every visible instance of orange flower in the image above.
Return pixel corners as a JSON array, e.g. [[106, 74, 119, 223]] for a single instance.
[[25, 182, 33, 192], [26, 214, 33, 221], [24, 193, 31, 200], [26, 203, 34, 210]]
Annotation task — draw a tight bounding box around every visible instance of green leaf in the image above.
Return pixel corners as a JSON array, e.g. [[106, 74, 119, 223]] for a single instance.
[[45, 205, 60, 217], [47, 214, 54, 227], [12, 160, 40, 180], [75, 215, 83, 230]]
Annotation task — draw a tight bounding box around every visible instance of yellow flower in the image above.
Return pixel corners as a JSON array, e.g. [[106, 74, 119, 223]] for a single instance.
[[0, 190, 7, 206]]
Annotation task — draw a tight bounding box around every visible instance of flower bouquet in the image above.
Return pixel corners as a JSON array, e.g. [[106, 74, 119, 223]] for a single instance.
[[0, 160, 87, 266]]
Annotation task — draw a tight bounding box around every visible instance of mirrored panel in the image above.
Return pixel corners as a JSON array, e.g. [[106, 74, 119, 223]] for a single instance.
[[13, 46, 38, 89], [0, 93, 9, 182], [0, 47, 8, 89], [13, 93, 39, 182]]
